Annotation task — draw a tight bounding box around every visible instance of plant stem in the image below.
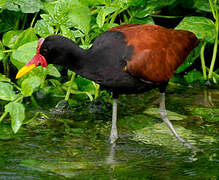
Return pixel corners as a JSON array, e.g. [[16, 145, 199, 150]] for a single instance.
[[40, 68, 47, 88], [64, 73, 75, 101], [21, 14, 28, 30], [208, 6, 218, 79], [30, 13, 38, 28], [31, 95, 39, 108], [150, 14, 183, 18], [209, 0, 216, 19], [3, 49, 14, 53], [0, 112, 8, 122], [110, 8, 126, 24], [200, 41, 207, 80], [0, 95, 23, 122]]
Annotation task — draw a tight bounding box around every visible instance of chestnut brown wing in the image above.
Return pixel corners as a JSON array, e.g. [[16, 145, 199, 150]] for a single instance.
[[110, 24, 199, 82]]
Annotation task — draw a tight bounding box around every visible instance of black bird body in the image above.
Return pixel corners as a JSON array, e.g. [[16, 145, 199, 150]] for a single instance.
[[41, 27, 170, 96], [16, 24, 199, 144]]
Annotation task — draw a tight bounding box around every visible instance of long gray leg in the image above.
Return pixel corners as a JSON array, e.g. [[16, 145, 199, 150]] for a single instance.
[[110, 98, 118, 144], [160, 93, 186, 142]]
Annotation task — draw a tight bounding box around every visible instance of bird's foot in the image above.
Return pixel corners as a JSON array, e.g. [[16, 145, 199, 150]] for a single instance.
[[110, 128, 118, 144]]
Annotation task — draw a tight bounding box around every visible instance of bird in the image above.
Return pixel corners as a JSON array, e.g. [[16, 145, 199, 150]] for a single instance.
[[16, 24, 199, 144]]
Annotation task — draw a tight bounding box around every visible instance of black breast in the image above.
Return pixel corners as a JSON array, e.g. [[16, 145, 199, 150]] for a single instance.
[[82, 31, 163, 95]]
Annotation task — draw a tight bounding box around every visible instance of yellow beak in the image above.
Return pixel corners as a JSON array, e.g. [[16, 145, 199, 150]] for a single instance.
[[16, 64, 37, 79]]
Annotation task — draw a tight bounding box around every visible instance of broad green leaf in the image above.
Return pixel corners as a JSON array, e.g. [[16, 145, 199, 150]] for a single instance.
[[184, 70, 203, 83], [0, 0, 5, 8], [12, 40, 38, 69], [130, 17, 154, 24], [46, 64, 61, 78], [2, 0, 42, 13], [193, 0, 212, 12], [75, 76, 99, 99], [5, 102, 25, 133], [60, 25, 76, 41], [13, 28, 38, 49], [2, 0, 19, 11], [2, 30, 22, 48], [175, 43, 202, 73], [176, 16, 216, 43], [72, 30, 84, 38], [80, 0, 108, 6], [21, 76, 41, 97], [0, 82, 17, 101], [143, 108, 187, 120], [134, 0, 175, 18], [43, 0, 91, 34], [67, 2, 91, 35], [96, 7, 118, 28], [18, 0, 42, 13], [134, 7, 154, 18], [112, 0, 144, 7], [34, 19, 54, 38], [0, 73, 11, 83]]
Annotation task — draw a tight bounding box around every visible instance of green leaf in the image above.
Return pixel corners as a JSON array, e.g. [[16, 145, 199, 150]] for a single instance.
[[2, 30, 22, 48], [130, 17, 154, 24], [13, 28, 38, 49], [60, 25, 76, 41], [193, 0, 212, 12], [176, 16, 216, 43], [67, 1, 91, 35], [0, 0, 6, 8], [5, 102, 25, 133], [134, 7, 154, 18], [0, 73, 11, 83], [184, 70, 203, 83], [96, 7, 118, 28], [34, 19, 54, 38], [0, 82, 17, 101], [0, 11, 18, 33], [12, 40, 38, 69], [18, 0, 42, 13], [21, 76, 41, 97], [46, 64, 61, 78], [175, 43, 202, 73], [134, 0, 175, 18], [75, 76, 99, 100], [2, 0, 42, 13], [2, 0, 19, 11], [43, 0, 91, 35]]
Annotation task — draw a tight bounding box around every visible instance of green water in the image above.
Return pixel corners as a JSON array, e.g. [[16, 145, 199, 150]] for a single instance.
[[0, 85, 218, 179]]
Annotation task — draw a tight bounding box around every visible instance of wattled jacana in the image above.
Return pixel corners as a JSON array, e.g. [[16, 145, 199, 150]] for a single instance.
[[16, 24, 199, 144]]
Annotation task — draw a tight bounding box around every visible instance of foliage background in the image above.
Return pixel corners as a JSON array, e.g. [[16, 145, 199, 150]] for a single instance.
[[0, 0, 218, 132]]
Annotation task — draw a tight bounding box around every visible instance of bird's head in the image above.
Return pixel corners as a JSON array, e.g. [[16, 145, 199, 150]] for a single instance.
[[16, 35, 74, 79]]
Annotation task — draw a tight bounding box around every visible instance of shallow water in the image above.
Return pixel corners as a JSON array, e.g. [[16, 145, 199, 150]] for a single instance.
[[0, 85, 218, 179]]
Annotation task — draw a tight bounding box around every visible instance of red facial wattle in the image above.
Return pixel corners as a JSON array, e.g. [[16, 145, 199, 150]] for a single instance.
[[26, 38, 47, 67], [16, 38, 47, 79], [26, 54, 47, 67]]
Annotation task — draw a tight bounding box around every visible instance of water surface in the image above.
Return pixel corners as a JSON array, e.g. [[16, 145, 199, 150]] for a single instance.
[[0, 85, 218, 179]]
